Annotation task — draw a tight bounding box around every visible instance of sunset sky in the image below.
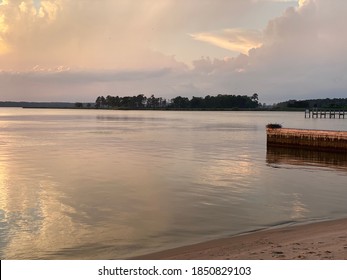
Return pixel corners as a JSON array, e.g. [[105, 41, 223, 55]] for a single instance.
[[0, 0, 346, 103]]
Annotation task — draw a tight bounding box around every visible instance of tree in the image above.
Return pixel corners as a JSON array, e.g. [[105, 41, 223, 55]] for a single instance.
[[146, 94, 160, 108], [190, 96, 204, 108], [95, 96, 102, 108], [135, 94, 146, 108], [106, 95, 115, 107], [94, 93, 261, 110], [95, 96, 107, 108], [251, 93, 259, 108], [120, 96, 134, 107], [170, 96, 190, 108], [251, 93, 259, 102]]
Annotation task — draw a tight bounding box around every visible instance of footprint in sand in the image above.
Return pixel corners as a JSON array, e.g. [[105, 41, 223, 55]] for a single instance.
[[297, 255, 306, 259], [272, 251, 285, 258]]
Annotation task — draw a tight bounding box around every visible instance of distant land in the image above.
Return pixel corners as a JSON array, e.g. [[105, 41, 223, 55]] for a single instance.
[[93, 93, 259, 110], [0, 101, 76, 108], [274, 98, 347, 110], [1, 97, 347, 110]]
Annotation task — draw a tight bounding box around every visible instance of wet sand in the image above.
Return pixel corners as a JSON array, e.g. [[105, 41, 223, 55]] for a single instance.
[[136, 218, 347, 260]]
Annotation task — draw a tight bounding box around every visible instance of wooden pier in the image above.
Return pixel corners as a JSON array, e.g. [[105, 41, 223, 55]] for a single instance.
[[305, 109, 345, 118], [267, 128, 347, 151]]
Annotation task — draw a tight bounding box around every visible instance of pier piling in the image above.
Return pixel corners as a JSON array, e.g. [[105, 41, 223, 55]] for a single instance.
[[305, 109, 345, 119]]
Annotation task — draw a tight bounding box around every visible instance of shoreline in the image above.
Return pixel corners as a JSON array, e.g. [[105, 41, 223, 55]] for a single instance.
[[134, 218, 347, 260]]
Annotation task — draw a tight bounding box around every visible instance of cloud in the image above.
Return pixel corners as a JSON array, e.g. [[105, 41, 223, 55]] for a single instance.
[[255, 0, 347, 67], [0, 0, 185, 71], [190, 29, 263, 54], [0, 0, 347, 104], [0, 0, 293, 69], [190, 0, 347, 102], [246, 0, 347, 101]]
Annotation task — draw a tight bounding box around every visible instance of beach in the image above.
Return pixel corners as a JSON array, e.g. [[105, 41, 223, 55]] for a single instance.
[[136, 218, 347, 260]]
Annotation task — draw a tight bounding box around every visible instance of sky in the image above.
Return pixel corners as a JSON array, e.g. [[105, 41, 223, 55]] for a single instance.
[[0, 0, 347, 104]]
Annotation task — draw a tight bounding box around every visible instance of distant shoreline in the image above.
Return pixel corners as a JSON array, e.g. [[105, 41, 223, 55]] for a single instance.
[[1, 105, 306, 112], [1, 104, 345, 112], [20, 107, 325, 112], [2, 97, 347, 111], [21, 107, 272, 111]]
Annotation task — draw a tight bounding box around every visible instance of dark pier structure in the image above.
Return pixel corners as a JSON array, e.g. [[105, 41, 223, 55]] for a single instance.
[[305, 109, 345, 119], [266, 128, 347, 151]]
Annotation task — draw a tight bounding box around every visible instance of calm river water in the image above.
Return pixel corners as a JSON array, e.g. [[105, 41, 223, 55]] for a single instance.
[[0, 108, 346, 259]]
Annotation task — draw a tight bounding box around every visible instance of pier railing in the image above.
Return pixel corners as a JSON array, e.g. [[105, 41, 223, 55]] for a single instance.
[[305, 109, 345, 118]]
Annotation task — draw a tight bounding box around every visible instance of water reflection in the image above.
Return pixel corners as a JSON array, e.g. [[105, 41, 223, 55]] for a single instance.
[[0, 162, 84, 259], [289, 193, 310, 220], [266, 145, 347, 172], [0, 133, 87, 259]]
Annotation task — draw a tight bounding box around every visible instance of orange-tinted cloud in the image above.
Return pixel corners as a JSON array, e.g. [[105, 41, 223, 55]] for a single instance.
[[191, 29, 263, 54]]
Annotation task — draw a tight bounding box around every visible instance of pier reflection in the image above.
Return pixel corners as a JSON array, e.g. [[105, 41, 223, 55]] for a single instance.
[[266, 145, 347, 172]]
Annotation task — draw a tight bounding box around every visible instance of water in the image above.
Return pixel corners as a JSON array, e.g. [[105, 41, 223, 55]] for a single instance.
[[0, 108, 346, 259]]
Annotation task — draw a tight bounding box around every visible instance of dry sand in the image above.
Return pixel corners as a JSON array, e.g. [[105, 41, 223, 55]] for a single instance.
[[136, 218, 347, 260]]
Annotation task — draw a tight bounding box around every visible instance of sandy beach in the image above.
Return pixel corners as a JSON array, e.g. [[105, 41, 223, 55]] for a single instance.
[[136, 218, 347, 260]]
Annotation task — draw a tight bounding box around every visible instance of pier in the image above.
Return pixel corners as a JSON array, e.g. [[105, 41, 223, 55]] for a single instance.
[[305, 109, 345, 118], [266, 128, 347, 151]]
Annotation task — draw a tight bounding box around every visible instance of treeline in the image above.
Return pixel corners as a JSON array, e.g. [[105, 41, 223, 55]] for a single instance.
[[94, 93, 259, 109], [275, 98, 347, 109]]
